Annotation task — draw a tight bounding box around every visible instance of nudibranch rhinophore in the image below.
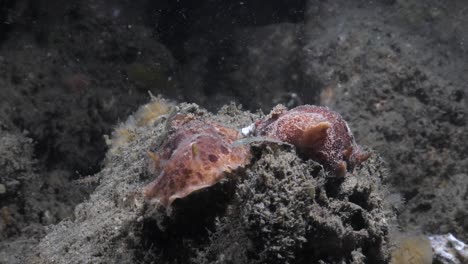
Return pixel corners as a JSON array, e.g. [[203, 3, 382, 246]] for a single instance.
[[254, 105, 370, 176], [143, 115, 251, 207]]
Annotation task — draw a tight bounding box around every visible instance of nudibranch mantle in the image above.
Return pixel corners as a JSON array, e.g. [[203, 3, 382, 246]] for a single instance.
[[143, 116, 251, 207], [254, 105, 370, 176]]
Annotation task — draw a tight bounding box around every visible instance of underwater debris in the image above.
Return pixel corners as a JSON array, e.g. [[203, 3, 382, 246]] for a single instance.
[[254, 104, 370, 176], [143, 116, 251, 207], [429, 233, 468, 264]]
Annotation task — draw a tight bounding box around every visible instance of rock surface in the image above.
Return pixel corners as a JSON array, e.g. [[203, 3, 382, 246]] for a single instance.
[[29, 102, 394, 263]]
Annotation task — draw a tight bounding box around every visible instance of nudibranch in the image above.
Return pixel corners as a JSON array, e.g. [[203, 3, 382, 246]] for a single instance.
[[143, 115, 251, 207], [254, 105, 370, 176]]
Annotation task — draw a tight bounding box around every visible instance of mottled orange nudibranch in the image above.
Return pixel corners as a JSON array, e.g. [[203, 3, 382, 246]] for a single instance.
[[143, 116, 251, 207], [254, 105, 370, 176]]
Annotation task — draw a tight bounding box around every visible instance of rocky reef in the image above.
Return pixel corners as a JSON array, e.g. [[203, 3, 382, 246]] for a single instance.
[[28, 100, 395, 264]]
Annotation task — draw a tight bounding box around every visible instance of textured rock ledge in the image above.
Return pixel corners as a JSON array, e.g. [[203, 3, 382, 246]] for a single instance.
[[28, 100, 395, 264]]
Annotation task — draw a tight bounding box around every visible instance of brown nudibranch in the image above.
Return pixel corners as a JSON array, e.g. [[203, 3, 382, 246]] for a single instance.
[[254, 105, 370, 176], [143, 115, 251, 207]]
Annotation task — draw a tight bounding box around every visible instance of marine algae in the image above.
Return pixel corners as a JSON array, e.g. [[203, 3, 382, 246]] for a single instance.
[[106, 97, 173, 155]]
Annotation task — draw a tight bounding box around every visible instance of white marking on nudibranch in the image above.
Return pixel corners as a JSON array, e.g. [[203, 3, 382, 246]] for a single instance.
[[241, 123, 256, 136]]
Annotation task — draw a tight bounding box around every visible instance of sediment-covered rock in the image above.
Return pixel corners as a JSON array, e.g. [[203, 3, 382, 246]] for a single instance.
[[30, 101, 395, 264]]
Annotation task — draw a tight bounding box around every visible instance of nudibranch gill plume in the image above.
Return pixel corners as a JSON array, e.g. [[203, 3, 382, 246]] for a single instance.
[[254, 105, 370, 176], [143, 115, 251, 207]]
